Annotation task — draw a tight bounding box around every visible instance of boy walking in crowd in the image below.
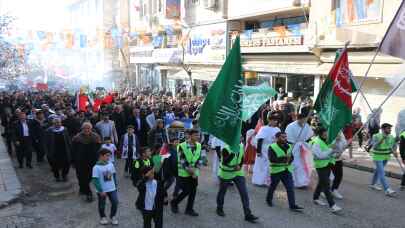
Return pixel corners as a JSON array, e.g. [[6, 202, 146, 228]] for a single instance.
[[101, 136, 117, 164], [92, 148, 119, 225]]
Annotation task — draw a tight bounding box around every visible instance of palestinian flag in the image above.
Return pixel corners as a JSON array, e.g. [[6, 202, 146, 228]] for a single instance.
[[314, 48, 355, 144]]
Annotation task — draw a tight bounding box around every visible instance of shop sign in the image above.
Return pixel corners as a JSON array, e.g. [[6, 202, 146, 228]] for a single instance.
[[152, 48, 182, 64], [129, 46, 154, 64], [240, 35, 303, 48], [185, 23, 227, 64]]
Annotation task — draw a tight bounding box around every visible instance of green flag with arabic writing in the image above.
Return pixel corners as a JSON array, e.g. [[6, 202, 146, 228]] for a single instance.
[[241, 83, 277, 121], [199, 37, 243, 152]]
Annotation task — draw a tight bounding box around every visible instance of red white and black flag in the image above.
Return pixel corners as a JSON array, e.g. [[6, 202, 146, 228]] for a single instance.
[[380, 1, 405, 59]]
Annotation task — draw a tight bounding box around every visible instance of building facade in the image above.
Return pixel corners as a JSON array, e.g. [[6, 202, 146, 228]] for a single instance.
[[128, 0, 404, 124], [66, 0, 129, 90], [310, 0, 404, 126]]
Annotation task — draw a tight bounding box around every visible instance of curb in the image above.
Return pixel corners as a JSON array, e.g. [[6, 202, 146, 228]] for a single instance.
[[0, 136, 23, 209], [343, 161, 402, 180]]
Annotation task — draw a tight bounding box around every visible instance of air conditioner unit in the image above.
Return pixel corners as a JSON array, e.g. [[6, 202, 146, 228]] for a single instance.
[[204, 0, 217, 9]]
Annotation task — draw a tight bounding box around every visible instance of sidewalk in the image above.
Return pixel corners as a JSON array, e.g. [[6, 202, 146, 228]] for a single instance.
[[342, 144, 403, 180], [0, 137, 22, 208]]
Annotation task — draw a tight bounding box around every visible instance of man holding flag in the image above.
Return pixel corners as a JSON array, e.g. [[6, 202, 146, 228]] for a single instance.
[[313, 45, 356, 212], [199, 37, 258, 222]]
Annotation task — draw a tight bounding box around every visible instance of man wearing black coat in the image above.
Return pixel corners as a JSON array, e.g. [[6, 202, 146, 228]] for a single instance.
[[72, 122, 101, 202], [31, 110, 48, 163], [13, 112, 35, 168], [127, 107, 149, 146]]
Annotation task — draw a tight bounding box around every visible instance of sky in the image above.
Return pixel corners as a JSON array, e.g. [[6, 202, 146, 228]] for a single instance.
[[1, 0, 69, 31]]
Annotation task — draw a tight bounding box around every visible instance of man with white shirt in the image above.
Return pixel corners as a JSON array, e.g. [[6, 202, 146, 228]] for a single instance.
[[95, 113, 119, 145], [14, 112, 34, 168], [285, 110, 314, 188], [252, 114, 281, 186]]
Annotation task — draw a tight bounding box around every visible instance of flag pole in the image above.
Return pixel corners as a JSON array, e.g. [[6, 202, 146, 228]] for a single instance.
[[352, 0, 405, 105]]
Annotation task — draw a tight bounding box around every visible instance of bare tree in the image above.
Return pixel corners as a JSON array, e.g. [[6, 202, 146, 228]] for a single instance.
[[0, 15, 31, 81]]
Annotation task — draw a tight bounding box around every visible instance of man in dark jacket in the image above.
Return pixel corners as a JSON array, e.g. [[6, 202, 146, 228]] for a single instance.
[[13, 112, 35, 168], [72, 122, 101, 202], [63, 110, 81, 138], [46, 118, 72, 182], [111, 105, 126, 143], [31, 110, 47, 163]]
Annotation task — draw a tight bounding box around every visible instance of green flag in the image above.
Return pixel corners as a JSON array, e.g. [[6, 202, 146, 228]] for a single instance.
[[241, 83, 277, 121], [199, 37, 243, 152], [314, 49, 354, 144]]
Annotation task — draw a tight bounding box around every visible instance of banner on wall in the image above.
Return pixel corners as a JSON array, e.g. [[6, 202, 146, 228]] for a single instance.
[[185, 22, 227, 64]]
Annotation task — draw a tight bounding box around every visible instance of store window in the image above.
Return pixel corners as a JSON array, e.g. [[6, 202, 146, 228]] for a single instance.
[[334, 0, 382, 26], [287, 74, 314, 100]]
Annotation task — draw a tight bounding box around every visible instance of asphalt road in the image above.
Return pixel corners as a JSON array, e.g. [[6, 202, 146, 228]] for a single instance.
[[6, 153, 405, 228]]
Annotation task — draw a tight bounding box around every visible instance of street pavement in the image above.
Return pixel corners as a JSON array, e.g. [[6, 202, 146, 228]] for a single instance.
[[2, 151, 405, 228]]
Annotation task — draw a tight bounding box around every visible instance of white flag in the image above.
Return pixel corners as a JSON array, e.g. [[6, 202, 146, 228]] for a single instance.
[[380, 1, 405, 59]]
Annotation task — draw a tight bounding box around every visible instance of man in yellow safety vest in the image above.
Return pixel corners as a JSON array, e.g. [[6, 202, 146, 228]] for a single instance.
[[216, 143, 258, 223], [266, 131, 303, 212], [170, 129, 201, 216], [311, 127, 342, 213], [369, 123, 398, 196]]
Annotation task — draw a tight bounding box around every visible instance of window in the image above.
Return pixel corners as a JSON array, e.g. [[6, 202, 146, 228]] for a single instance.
[[334, 0, 382, 26], [192, 0, 200, 5]]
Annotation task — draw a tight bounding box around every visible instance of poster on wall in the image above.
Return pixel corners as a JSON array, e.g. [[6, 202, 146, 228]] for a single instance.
[[334, 0, 382, 26], [185, 23, 227, 64], [166, 0, 181, 19]]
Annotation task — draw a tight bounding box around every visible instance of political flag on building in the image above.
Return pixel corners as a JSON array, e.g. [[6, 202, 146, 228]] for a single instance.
[[380, 1, 405, 59], [241, 83, 277, 121], [199, 37, 243, 152], [314, 48, 354, 144]]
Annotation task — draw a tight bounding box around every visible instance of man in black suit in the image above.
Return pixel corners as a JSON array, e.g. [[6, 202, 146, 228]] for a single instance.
[[14, 112, 34, 168], [128, 107, 148, 147]]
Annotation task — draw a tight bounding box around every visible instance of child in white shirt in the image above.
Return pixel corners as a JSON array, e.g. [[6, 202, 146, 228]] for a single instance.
[[101, 137, 117, 163], [92, 148, 119, 225]]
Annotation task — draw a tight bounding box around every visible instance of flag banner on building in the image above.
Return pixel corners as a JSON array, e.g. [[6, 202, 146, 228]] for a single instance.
[[241, 83, 276, 121], [380, 1, 405, 60], [314, 48, 354, 144], [199, 37, 243, 153]]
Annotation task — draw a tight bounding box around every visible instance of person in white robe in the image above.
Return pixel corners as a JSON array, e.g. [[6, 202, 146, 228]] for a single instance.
[[252, 115, 280, 186], [285, 113, 314, 188]]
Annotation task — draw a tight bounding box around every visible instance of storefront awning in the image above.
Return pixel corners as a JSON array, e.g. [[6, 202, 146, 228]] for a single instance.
[[168, 68, 220, 81], [241, 53, 321, 75], [243, 62, 320, 75], [317, 51, 404, 78], [315, 63, 402, 78]]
